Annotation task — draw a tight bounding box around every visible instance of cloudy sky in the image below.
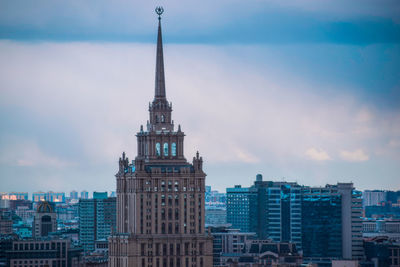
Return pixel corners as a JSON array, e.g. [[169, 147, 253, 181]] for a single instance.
[[0, 0, 399, 194]]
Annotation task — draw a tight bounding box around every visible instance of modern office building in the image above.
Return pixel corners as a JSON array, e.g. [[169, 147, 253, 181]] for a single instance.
[[226, 185, 257, 233], [79, 192, 116, 252], [227, 175, 302, 249], [253, 176, 302, 248], [108, 8, 213, 266], [32, 201, 57, 238], [302, 183, 363, 261], [301, 186, 342, 259]]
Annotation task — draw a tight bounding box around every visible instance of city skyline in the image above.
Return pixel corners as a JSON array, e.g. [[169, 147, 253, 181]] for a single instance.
[[1, 1, 400, 193]]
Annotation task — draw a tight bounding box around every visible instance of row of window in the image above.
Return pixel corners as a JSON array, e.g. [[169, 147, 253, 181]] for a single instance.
[[156, 143, 177, 156]]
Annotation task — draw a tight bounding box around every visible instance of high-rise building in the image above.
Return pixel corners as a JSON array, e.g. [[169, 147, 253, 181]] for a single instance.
[[0, 192, 28, 201], [79, 192, 116, 252], [226, 175, 302, 249], [108, 8, 213, 266], [226, 185, 257, 233], [47, 192, 65, 203], [301, 187, 342, 259], [302, 183, 363, 261], [253, 176, 302, 248], [70, 190, 79, 200], [32, 201, 57, 238], [363, 190, 387, 207], [80, 190, 89, 199], [32, 192, 46, 202]]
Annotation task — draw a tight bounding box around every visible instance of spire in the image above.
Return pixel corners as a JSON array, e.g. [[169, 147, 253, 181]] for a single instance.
[[155, 7, 166, 99]]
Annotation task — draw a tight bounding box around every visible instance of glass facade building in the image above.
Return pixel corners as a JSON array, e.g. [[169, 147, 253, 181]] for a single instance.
[[226, 186, 257, 233], [227, 176, 302, 250], [79, 192, 116, 252], [301, 189, 342, 258]]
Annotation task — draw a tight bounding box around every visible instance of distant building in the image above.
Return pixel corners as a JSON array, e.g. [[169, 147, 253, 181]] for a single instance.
[[213, 234, 302, 267], [209, 226, 257, 266], [0, 193, 28, 201], [33, 201, 57, 238], [80, 190, 89, 200], [9, 199, 32, 211], [32, 192, 46, 202], [79, 192, 116, 252], [226, 185, 258, 233], [227, 175, 302, 249], [363, 219, 400, 242], [365, 204, 400, 219], [205, 208, 227, 226], [47, 192, 65, 203], [364, 236, 400, 267], [15, 206, 35, 224], [0, 212, 12, 235], [205, 186, 227, 208], [3, 237, 82, 267], [363, 190, 387, 207], [302, 183, 363, 262], [70, 190, 79, 200]]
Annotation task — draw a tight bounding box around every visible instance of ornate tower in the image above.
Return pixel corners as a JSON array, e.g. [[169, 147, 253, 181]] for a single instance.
[[109, 7, 213, 267], [33, 201, 57, 238]]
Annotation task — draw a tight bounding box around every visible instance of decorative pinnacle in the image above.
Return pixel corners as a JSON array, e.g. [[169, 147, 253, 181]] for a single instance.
[[155, 6, 164, 20]]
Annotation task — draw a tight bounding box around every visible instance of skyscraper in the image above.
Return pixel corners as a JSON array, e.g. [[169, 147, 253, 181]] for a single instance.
[[79, 192, 116, 252], [108, 8, 213, 266], [301, 183, 363, 261], [226, 175, 302, 249], [226, 185, 257, 232]]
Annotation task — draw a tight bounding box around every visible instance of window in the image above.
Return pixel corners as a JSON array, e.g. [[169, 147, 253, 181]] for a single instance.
[[172, 143, 176, 156], [161, 114, 165, 122], [163, 143, 169, 156], [156, 143, 161, 156]]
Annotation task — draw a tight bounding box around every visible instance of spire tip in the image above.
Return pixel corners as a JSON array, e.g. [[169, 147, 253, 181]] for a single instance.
[[155, 6, 164, 20]]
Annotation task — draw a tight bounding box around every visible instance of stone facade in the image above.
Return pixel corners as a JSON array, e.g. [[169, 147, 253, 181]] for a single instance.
[[108, 9, 213, 267]]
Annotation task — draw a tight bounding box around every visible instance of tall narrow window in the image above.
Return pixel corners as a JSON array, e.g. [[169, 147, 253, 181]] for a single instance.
[[164, 143, 169, 156], [161, 114, 165, 122], [171, 143, 176, 156], [156, 143, 161, 156]]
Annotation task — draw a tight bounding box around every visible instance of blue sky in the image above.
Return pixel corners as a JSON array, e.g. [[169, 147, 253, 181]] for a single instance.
[[0, 0, 399, 194]]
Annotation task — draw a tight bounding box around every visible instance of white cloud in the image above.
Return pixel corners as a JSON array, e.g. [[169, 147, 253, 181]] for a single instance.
[[340, 149, 369, 162], [305, 148, 331, 161]]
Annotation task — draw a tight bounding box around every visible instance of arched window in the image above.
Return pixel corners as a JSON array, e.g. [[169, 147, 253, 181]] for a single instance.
[[156, 143, 161, 156], [163, 143, 168, 156], [161, 114, 165, 122], [171, 143, 176, 156]]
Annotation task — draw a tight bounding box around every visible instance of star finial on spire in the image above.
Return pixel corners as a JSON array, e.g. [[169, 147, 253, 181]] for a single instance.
[[155, 6, 164, 20]]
